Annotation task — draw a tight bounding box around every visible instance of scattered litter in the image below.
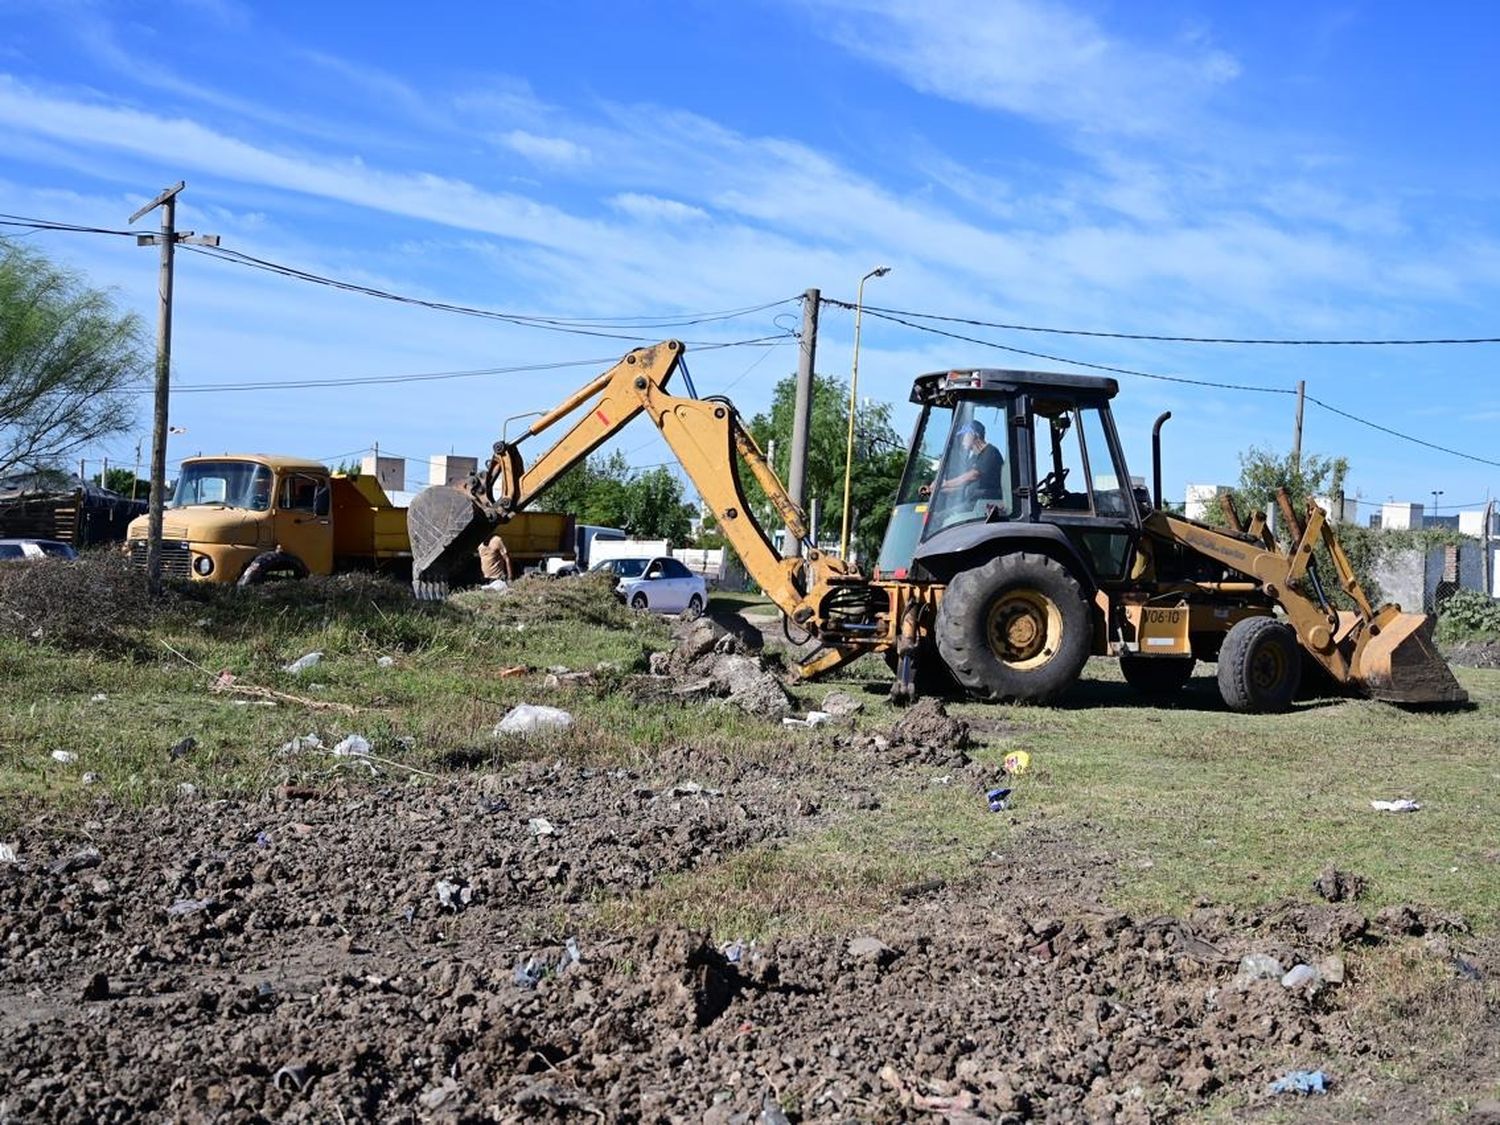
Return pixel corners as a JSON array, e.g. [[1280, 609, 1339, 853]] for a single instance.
[[47, 847, 101, 876], [169, 736, 197, 760], [494, 704, 574, 736], [278, 733, 324, 755], [1234, 953, 1285, 986], [177, 782, 198, 797], [81, 772, 100, 786], [986, 787, 1013, 812], [255, 831, 273, 849], [283, 652, 323, 675], [931, 775, 952, 786], [435, 878, 473, 912], [332, 735, 372, 757], [513, 957, 544, 990], [664, 781, 723, 799], [557, 936, 581, 973], [722, 940, 745, 964], [1371, 799, 1421, 813], [90, 693, 107, 703], [477, 796, 509, 814], [484, 579, 509, 592], [231, 699, 279, 708], [376, 655, 396, 668], [781, 710, 832, 728], [529, 817, 557, 837], [1281, 963, 1323, 992], [1003, 750, 1032, 775], [50, 750, 77, 765], [167, 898, 215, 917], [1268, 1069, 1329, 1096], [271, 1063, 312, 1094], [0, 843, 18, 864], [499, 665, 528, 678]]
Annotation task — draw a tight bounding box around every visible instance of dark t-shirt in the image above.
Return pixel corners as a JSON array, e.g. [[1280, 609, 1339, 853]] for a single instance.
[[968, 442, 1004, 497]]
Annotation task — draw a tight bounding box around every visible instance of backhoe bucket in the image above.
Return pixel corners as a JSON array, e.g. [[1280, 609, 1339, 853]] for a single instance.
[[407, 485, 494, 594], [1350, 612, 1468, 705]]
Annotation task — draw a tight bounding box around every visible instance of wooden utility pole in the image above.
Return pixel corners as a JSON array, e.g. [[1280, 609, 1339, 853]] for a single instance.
[[1291, 379, 1306, 474], [785, 288, 819, 557], [129, 182, 218, 593]]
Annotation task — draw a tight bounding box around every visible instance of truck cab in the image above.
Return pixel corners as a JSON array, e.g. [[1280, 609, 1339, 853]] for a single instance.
[[126, 455, 335, 582]]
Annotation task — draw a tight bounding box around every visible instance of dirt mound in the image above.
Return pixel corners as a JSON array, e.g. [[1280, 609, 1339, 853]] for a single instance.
[[0, 548, 152, 653], [1444, 639, 1500, 668], [653, 616, 793, 718], [884, 698, 972, 767], [457, 570, 651, 634]]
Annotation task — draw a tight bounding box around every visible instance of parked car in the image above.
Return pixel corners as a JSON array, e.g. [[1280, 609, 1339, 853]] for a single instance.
[[0, 538, 78, 561], [590, 555, 706, 615]]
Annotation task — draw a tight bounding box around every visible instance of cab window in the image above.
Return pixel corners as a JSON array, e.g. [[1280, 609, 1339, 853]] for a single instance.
[[923, 398, 1018, 537], [278, 473, 325, 512]]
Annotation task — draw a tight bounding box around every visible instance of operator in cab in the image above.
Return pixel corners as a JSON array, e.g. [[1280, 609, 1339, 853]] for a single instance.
[[939, 420, 1004, 502]]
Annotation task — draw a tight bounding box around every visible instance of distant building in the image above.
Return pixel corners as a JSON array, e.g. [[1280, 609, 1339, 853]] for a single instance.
[[1381, 501, 1424, 531], [1184, 483, 1230, 522]]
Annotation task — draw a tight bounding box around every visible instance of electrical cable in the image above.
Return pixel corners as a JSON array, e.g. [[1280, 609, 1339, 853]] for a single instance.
[[1304, 395, 1500, 468], [824, 296, 1500, 347]]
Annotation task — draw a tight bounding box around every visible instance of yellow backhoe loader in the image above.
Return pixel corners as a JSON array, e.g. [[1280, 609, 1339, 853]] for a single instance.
[[407, 340, 1466, 712]]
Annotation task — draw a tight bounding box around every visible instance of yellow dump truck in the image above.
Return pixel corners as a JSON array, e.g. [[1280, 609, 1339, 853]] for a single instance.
[[126, 453, 574, 585]]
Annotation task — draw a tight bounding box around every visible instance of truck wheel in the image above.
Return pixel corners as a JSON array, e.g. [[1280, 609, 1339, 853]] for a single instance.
[[631, 592, 649, 610], [1217, 616, 1301, 713], [1120, 654, 1195, 696], [237, 551, 308, 586], [936, 553, 1091, 703]]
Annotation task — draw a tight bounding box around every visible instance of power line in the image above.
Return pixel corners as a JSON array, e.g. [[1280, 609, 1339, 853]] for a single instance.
[[1305, 395, 1500, 468], [856, 307, 1296, 394], [826, 296, 1500, 347]]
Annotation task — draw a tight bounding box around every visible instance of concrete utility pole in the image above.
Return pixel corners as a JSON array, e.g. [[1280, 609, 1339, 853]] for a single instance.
[[1291, 379, 1306, 474], [129, 182, 218, 593], [785, 288, 819, 557]]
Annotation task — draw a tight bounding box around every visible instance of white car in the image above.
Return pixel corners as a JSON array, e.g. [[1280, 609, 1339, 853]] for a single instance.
[[591, 555, 707, 615]]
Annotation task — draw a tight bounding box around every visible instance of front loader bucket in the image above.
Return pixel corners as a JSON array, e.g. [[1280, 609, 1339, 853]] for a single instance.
[[407, 485, 494, 595], [1351, 612, 1468, 706]]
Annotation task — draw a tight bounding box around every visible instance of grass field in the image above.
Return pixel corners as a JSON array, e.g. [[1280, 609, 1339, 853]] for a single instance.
[[3, 562, 1496, 939]]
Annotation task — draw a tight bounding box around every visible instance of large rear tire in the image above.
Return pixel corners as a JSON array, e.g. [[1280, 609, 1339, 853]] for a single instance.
[[936, 553, 1091, 703], [1121, 654, 1196, 696], [1217, 616, 1301, 713]]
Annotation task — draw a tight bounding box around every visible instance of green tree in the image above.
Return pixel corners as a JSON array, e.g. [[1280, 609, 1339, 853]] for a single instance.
[[1, 241, 145, 477], [539, 451, 694, 540], [746, 373, 906, 561], [1221, 446, 1349, 543], [93, 467, 150, 497]]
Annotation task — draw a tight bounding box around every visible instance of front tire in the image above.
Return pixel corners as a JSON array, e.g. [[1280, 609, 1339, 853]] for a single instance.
[[631, 592, 649, 611], [685, 593, 705, 617], [1217, 616, 1301, 713], [936, 553, 1091, 703], [238, 551, 308, 586]]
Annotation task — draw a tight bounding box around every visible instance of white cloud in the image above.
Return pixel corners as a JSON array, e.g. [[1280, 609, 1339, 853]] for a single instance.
[[608, 193, 709, 224], [803, 0, 1240, 136], [497, 129, 591, 167]]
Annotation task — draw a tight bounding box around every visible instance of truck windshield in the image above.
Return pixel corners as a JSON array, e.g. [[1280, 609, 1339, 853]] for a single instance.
[[171, 462, 274, 511]]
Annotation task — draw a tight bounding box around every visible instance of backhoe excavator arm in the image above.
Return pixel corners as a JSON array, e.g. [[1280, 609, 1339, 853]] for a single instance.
[[407, 340, 858, 631]]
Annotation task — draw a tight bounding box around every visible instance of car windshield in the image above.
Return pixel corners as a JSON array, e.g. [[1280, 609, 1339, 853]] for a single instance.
[[593, 558, 648, 578], [36, 542, 75, 558], [170, 461, 273, 510]]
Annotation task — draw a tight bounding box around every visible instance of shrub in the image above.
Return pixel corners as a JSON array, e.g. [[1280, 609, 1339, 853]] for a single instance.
[[0, 547, 153, 652], [1436, 588, 1500, 642]]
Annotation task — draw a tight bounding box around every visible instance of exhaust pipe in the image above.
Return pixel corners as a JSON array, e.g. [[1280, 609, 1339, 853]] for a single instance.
[[1151, 411, 1171, 510]]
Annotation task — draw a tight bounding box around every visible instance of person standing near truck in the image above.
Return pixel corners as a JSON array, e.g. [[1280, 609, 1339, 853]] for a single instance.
[[479, 534, 511, 584]]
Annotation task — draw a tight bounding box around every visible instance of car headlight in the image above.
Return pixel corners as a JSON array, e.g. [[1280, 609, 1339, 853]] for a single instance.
[[193, 555, 214, 576]]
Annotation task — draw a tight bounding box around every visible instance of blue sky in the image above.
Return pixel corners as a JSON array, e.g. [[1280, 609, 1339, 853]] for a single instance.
[[3, 0, 1500, 521]]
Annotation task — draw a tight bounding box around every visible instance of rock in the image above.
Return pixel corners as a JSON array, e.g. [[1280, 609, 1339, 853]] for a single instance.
[[1312, 866, 1366, 902], [1376, 904, 1425, 936], [418, 1077, 461, 1109], [847, 935, 897, 965], [435, 878, 473, 912], [1316, 954, 1346, 985], [168, 736, 197, 760], [821, 690, 864, 716], [1234, 953, 1284, 987], [81, 971, 110, 1001], [1281, 963, 1323, 993], [648, 651, 671, 676], [759, 1093, 792, 1125], [377, 655, 396, 668]]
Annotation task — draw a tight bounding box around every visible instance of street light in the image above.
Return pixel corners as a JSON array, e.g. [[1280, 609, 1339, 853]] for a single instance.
[[840, 265, 891, 560], [1431, 490, 1444, 524]]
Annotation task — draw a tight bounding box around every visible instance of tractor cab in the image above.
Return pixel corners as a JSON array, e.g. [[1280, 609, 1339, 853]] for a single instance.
[[874, 368, 1142, 583]]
